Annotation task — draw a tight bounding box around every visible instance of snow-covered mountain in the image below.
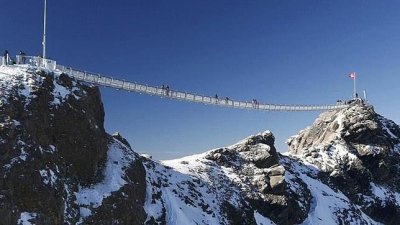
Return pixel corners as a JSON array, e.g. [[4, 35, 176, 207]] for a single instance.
[[285, 103, 400, 224], [1, 65, 399, 225]]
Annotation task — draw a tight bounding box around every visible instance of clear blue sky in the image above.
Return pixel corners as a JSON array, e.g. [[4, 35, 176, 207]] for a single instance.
[[1, 1, 399, 159]]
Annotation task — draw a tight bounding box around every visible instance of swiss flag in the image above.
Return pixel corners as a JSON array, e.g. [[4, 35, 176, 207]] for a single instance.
[[348, 72, 356, 80]]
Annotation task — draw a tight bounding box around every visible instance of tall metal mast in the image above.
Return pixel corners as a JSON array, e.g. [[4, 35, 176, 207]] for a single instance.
[[42, 0, 47, 59]]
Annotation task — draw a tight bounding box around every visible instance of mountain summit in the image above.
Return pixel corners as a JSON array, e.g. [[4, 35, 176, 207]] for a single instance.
[[285, 103, 400, 224], [0, 65, 399, 225]]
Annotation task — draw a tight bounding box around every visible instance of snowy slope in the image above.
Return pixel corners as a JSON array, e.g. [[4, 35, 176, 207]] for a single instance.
[[143, 131, 285, 225], [145, 131, 302, 225]]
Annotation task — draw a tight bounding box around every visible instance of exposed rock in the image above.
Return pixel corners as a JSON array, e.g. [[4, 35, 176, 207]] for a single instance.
[[269, 165, 285, 176], [286, 103, 400, 224], [0, 66, 146, 225], [113, 132, 132, 149], [269, 175, 285, 194], [166, 131, 307, 225]]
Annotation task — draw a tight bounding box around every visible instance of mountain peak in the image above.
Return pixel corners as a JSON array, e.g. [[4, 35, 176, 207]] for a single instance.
[[288, 103, 399, 158], [284, 103, 400, 224]]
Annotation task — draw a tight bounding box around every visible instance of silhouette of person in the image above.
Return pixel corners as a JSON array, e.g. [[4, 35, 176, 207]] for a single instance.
[[3, 50, 9, 65], [19, 50, 26, 64]]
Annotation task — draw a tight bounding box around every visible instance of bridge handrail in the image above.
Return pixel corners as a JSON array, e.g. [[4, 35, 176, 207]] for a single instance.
[[17, 55, 349, 112]]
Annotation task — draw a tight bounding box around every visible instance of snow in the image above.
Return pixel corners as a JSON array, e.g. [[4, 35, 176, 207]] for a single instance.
[[395, 192, 400, 206], [19, 148, 28, 161], [379, 117, 399, 139], [144, 163, 222, 225], [13, 120, 21, 126], [370, 182, 400, 206], [79, 207, 92, 218], [370, 183, 387, 202], [282, 156, 380, 225], [74, 139, 136, 221], [3, 140, 31, 171], [17, 212, 37, 225], [144, 156, 228, 225], [39, 168, 57, 187], [0, 65, 43, 106], [49, 145, 57, 153], [0, 65, 81, 109], [51, 79, 75, 105], [290, 142, 359, 174], [254, 211, 276, 225]]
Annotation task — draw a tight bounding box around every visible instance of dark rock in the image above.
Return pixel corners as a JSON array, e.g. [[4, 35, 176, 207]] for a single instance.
[[287, 103, 400, 223], [0, 68, 146, 225], [112, 132, 132, 149]]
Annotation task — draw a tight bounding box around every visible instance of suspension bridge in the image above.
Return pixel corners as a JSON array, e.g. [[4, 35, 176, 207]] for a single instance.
[[9, 55, 349, 112]]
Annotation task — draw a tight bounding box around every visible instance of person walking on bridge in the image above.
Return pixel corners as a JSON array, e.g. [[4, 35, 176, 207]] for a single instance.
[[253, 99, 259, 109], [2, 50, 9, 65], [166, 85, 170, 96], [19, 50, 26, 64]]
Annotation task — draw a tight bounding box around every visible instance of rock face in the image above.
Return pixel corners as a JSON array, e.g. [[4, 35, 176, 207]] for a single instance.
[[146, 131, 309, 225], [0, 66, 146, 225], [286, 104, 400, 225]]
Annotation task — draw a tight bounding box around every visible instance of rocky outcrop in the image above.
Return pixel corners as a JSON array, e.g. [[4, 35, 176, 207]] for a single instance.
[[149, 131, 309, 225], [0, 66, 146, 225], [286, 103, 400, 224]]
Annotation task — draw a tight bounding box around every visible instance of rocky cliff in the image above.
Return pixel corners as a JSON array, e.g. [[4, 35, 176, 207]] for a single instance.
[[286, 103, 400, 224], [1, 64, 399, 225], [0, 65, 146, 225]]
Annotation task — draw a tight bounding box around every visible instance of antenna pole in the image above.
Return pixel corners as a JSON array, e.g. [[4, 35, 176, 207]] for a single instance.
[[42, 0, 47, 59]]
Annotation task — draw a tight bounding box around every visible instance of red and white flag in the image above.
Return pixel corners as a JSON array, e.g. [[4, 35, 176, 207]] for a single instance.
[[348, 72, 356, 79]]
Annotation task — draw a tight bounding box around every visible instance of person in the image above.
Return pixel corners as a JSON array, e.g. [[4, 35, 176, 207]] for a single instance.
[[253, 99, 259, 109], [166, 85, 170, 96], [215, 94, 218, 99], [19, 50, 26, 64], [3, 50, 9, 65], [253, 99, 260, 109]]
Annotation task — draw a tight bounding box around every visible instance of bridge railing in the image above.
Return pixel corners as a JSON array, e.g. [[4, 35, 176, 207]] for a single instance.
[[16, 55, 57, 71], [55, 63, 349, 111], [18, 55, 349, 112]]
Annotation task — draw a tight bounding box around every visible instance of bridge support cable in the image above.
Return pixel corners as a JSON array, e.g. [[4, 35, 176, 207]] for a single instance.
[[17, 56, 349, 112]]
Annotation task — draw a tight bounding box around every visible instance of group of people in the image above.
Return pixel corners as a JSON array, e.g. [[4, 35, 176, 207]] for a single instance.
[[214, 94, 261, 107], [337, 96, 365, 105], [2, 50, 27, 65], [161, 84, 170, 95], [214, 94, 231, 103]]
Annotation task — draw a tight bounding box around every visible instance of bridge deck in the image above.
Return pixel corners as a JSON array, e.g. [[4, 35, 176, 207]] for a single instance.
[[17, 56, 348, 112]]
